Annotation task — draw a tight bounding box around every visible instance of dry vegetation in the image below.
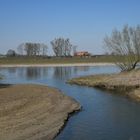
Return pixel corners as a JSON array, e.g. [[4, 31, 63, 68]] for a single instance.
[[68, 69, 140, 101]]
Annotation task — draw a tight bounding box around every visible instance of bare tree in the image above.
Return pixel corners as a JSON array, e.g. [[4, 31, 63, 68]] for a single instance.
[[73, 45, 78, 55], [41, 44, 48, 56], [17, 43, 48, 56], [51, 38, 73, 57], [17, 43, 24, 55], [104, 25, 140, 71], [24, 43, 35, 56]]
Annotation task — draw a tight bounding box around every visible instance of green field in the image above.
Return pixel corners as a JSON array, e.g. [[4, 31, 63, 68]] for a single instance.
[[0, 56, 119, 65]]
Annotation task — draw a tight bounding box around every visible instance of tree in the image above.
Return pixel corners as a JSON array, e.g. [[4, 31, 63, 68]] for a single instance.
[[104, 25, 140, 71], [7, 49, 16, 57], [17, 43, 48, 56], [51, 38, 73, 57], [24, 43, 40, 56], [73, 45, 78, 55], [41, 44, 48, 56]]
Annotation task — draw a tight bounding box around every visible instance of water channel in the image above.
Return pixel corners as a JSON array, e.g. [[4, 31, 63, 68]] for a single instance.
[[0, 65, 140, 140]]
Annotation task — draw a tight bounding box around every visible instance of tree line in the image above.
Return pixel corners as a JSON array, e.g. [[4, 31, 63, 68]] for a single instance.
[[17, 43, 48, 56], [7, 38, 77, 57], [6, 24, 140, 72]]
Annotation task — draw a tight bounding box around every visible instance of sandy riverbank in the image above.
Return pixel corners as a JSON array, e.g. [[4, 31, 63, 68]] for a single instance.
[[0, 63, 114, 68], [68, 69, 140, 101], [0, 84, 81, 140]]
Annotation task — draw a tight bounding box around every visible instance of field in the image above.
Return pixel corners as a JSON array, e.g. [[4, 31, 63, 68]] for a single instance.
[[0, 55, 121, 65]]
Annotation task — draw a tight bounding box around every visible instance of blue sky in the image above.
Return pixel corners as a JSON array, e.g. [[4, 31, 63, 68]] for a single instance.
[[0, 0, 140, 55]]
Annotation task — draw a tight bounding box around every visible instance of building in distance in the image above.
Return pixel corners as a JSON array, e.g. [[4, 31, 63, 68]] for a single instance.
[[74, 51, 91, 57]]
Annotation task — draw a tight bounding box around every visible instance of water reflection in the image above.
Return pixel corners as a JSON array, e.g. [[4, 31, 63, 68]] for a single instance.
[[53, 67, 72, 79], [74, 66, 90, 72], [8, 67, 16, 73], [53, 66, 90, 79], [0, 66, 118, 82], [26, 67, 41, 79], [0, 66, 91, 81], [0, 67, 50, 81]]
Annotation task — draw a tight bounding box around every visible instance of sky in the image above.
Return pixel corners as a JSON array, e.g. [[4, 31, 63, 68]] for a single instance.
[[0, 0, 140, 55]]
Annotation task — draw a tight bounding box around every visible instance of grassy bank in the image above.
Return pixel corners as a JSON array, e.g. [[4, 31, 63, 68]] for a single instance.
[[0, 55, 120, 65], [68, 69, 140, 101]]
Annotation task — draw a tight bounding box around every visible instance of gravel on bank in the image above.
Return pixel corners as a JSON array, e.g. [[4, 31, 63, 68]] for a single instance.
[[0, 84, 81, 140]]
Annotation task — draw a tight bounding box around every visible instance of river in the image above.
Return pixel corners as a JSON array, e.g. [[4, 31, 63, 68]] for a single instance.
[[0, 65, 140, 140]]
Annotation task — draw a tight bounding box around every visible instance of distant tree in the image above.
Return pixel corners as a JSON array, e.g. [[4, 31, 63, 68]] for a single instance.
[[17, 43, 48, 56], [51, 38, 73, 57], [17, 43, 24, 55], [73, 45, 78, 55], [7, 49, 16, 57], [24, 43, 39, 56], [41, 44, 48, 56], [104, 25, 140, 71]]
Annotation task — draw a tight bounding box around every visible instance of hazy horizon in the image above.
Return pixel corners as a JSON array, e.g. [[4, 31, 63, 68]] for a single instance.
[[0, 0, 140, 55]]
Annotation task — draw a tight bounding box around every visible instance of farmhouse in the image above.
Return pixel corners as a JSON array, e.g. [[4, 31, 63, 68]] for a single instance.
[[74, 51, 91, 57]]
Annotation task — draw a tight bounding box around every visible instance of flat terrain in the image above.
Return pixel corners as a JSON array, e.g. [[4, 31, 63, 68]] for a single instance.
[[68, 69, 140, 101], [0, 56, 118, 65], [0, 84, 81, 140]]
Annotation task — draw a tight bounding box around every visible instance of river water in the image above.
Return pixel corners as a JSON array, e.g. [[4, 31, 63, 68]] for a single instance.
[[0, 65, 140, 140]]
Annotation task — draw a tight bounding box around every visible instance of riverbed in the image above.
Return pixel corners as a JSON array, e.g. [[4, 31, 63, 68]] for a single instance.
[[1, 65, 140, 140]]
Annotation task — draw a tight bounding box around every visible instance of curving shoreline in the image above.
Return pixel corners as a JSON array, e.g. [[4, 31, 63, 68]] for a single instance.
[[0, 84, 81, 140], [68, 69, 140, 102]]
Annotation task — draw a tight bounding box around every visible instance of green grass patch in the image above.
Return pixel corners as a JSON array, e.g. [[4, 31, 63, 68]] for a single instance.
[[0, 55, 122, 65]]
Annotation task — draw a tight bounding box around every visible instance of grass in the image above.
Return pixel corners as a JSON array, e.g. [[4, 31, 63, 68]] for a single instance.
[[0, 55, 121, 65], [68, 69, 140, 89], [68, 69, 140, 101]]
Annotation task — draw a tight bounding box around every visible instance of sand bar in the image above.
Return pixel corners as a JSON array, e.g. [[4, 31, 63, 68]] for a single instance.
[[0, 84, 81, 140]]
